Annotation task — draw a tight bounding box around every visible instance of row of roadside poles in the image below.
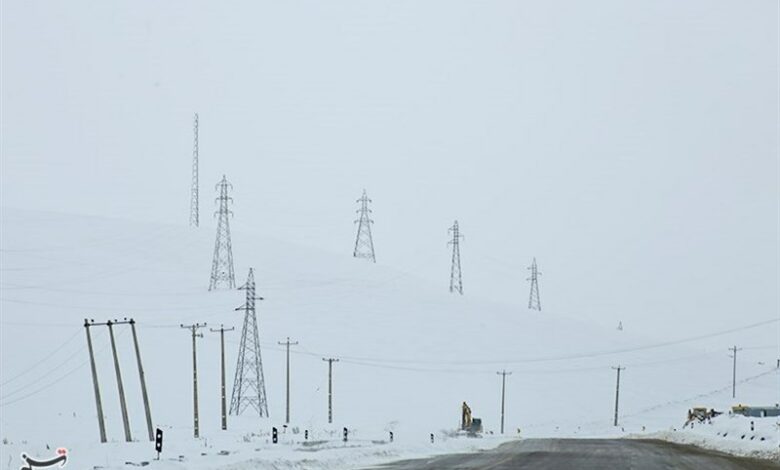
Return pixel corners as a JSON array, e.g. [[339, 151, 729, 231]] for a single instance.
[[84, 318, 153, 443], [84, 317, 628, 445], [84, 316, 328, 444]]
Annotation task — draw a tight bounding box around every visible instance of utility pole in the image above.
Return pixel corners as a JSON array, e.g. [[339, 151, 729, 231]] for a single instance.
[[353, 189, 376, 262], [84, 319, 107, 443], [278, 337, 299, 424], [496, 370, 511, 434], [181, 323, 206, 437], [322, 358, 339, 424], [527, 258, 542, 311], [190, 112, 199, 227], [209, 175, 236, 290], [211, 325, 234, 430], [448, 220, 464, 294], [107, 319, 132, 442], [728, 346, 742, 398], [129, 319, 154, 441], [612, 366, 625, 426]]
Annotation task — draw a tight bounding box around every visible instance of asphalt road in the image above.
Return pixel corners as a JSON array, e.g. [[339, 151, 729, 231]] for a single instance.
[[367, 439, 780, 470]]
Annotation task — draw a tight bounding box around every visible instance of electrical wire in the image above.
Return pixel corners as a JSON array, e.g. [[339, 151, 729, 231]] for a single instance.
[[0, 297, 222, 312], [0, 329, 115, 408], [254, 318, 780, 367], [0, 341, 89, 399], [621, 368, 779, 419], [0, 329, 81, 386]]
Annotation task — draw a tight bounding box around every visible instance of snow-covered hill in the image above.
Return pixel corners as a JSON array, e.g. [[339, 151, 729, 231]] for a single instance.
[[1, 207, 778, 468]]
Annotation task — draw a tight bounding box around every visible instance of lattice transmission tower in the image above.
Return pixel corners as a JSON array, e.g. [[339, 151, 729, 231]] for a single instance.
[[229, 268, 269, 417], [527, 257, 542, 310], [448, 220, 463, 294], [209, 175, 236, 290], [189, 113, 199, 227], [353, 189, 376, 262]]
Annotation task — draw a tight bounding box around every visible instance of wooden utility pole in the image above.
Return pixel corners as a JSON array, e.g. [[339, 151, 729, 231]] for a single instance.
[[84, 319, 107, 443], [129, 319, 154, 441], [210, 325, 234, 430], [278, 337, 299, 423], [729, 346, 742, 398], [107, 319, 132, 442], [181, 323, 206, 437], [496, 370, 511, 434], [612, 366, 625, 426], [322, 358, 339, 424]]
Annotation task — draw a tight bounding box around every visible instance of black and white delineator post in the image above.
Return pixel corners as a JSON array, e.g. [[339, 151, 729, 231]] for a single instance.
[[155, 428, 163, 460]]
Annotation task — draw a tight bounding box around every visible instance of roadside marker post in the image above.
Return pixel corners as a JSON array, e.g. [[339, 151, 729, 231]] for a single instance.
[[155, 428, 163, 460]]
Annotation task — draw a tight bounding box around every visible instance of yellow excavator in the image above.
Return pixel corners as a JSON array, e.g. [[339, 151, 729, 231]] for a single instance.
[[461, 402, 483, 435]]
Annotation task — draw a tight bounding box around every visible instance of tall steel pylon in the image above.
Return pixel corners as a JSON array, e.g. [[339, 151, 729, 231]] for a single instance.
[[353, 189, 376, 262], [229, 268, 269, 417], [527, 257, 542, 310], [209, 175, 236, 290], [189, 113, 199, 227], [448, 220, 463, 294]]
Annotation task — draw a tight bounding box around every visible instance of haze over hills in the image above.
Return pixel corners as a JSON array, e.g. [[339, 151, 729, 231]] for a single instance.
[[3, 1, 777, 339]]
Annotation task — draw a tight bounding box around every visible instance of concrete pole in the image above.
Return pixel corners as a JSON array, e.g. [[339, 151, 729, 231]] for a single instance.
[[612, 366, 625, 427], [496, 370, 511, 434], [192, 330, 199, 437], [130, 319, 154, 441], [219, 328, 227, 430], [211, 325, 233, 430], [84, 320, 107, 443], [182, 323, 206, 438], [278, 337, 298, 424], [322, 358, 339, 424], [729, 346, 741, 398], [108, 320, 132, 442]]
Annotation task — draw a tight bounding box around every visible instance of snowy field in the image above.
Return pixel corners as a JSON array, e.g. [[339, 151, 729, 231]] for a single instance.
[[1, 208, 778, 469]]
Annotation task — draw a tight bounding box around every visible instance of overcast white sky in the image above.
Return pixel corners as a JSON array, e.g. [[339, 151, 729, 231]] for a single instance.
[[2, 1, 778, 335]]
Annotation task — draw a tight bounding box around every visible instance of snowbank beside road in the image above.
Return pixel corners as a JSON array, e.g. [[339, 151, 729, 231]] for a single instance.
[[1, 427, 514, 470], [641, 414, 780, 461]]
